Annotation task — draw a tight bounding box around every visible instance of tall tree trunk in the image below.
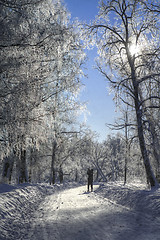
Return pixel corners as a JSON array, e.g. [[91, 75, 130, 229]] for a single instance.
[[75, 168, 78, 182], [146, 115, 160, 178], [124, 112, 128, 185], [19, 148, 28, 184], [136, 109, 156, 187], [2, 155, 14, 184], [28, 148, 34, 183], [139, 88, 160, 180], [131, 64, 158, 187], [50, 140, 57, 184]]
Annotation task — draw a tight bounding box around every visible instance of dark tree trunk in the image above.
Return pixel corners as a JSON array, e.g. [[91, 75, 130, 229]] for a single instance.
[[147, 116, 160, 179], [139, 89, 160, 181], [19, 149, 28, 184], [28, 149, 33, 183], [124, 112, 128, 185], [75, 168, 78, 182], [124, 159, 127, 185], [130, 58, 158, 187], [50, 140, 57, 185], [135, 92, 157, 187], [2, 155, 14, 184]]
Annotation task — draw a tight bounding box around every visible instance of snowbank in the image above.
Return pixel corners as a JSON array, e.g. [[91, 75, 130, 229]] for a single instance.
[[0, 181, 160, 240], [0, 183, 59, 240], [0, 181, 82, 240], [95, 182, 160, 217]]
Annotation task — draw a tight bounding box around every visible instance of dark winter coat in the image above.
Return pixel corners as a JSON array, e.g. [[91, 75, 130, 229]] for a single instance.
[[87, 169, 93, 183]]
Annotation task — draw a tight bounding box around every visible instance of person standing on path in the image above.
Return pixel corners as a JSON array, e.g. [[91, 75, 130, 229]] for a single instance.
[[87, 168, 93, 192]]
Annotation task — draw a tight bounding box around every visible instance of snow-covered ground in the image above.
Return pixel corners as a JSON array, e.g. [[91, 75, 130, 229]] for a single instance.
[[0, 181, 160, 240]]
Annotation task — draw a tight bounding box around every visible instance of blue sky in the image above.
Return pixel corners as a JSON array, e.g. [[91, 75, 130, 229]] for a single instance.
[[64, 0, 119, 141]]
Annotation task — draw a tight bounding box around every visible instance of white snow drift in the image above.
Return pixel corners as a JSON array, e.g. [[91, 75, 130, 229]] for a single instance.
[[0, 182, 160, 240]]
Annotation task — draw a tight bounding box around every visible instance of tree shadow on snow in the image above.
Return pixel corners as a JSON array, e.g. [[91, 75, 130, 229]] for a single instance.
[[22, 195, 160, 240]]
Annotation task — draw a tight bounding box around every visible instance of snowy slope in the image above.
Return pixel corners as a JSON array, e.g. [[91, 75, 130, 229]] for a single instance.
[[0, 183, 56, 239], [95, 182, 160, 217], [0, 182, 160, 240]]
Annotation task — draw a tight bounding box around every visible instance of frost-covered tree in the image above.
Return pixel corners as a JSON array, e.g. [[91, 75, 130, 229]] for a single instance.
[[0, 0, 85, 183], [86, 0, 160, 187]]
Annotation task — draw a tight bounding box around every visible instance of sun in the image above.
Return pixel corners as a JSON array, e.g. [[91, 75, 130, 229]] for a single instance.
[[129, 43, 139, 56]]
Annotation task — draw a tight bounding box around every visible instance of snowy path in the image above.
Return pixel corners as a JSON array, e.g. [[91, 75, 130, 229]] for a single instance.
[[24, 185, 160, 240]]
